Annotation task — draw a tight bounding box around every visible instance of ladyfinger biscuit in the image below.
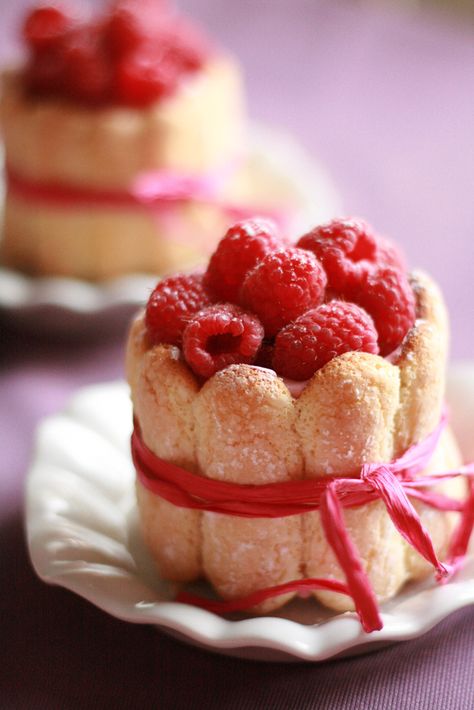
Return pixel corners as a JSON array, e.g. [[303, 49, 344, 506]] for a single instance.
[[296, 352, 408, 611], [194, 365, 303, 612], [125, 312, 149, 395], [394, 271, 449, 453], [133, 343, 201, 582]]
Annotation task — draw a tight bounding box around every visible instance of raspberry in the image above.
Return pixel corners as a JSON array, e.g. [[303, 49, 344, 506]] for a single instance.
[[255, 340, 274, 369], [272, 301, 379, 381], [297, 218, 405, 295], [182, 304, 264, 379], [240, 247, 327, 337], [62, 29, 112, 105], [21, 1, 207, 107], [145, 273, 211, 346], [25, 47, 66, 96], [350, 265, 416, 356], [106, 0, 168, 57], [106, 2, 149, 57], [204, 218, 280, 303], [164, 20, 209, 72], [114, 48, 178, 106], [23, 5, 77, 50], [297, 218, 378, 292]]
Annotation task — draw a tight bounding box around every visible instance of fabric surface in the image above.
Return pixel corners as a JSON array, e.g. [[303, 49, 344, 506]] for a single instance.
[[1, 0, 474, 708]]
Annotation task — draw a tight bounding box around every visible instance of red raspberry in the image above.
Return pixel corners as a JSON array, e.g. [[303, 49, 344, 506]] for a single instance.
[[272, 301, 379, 381], [164, 20, 209, 72], [22, 4, 78, 50], [145, 273, 211, 346], [25, 47, 66, 95], [203, 218, 280, 303], [114, 47, 178, 106], [350, 265, 416, 356], [61, 27, 112, 105], [107, 3, 148, 57], [297, 218, 405, 294], [297, 218, 378, 292], [106, 0, 168, 57], [182, 304, 264, 379], [240, 247, 327, 337]]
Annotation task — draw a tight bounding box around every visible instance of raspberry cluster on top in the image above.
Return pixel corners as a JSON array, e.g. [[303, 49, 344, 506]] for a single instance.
[[144, 217, 416, 381], [22, 0, 211, 107]]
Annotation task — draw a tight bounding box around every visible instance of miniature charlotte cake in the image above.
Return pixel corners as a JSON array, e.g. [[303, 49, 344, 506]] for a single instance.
[[0, 0, 248, 279], [127, 217, 474, 631]]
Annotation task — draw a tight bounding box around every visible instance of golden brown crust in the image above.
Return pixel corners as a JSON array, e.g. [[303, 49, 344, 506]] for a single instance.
[[296, 352, 405, 609], [128, 270, 467, 613], [201, 514, 302, 613], [136, 483, 201, 583], [194, 365, 302, 484], [125, 311, 150, 394], [131, 334, 201, 582], [133, 342, 198, 469], [296, 352, 400, 477], [194, 365, 303, 611], [394, 270, 449, 454]]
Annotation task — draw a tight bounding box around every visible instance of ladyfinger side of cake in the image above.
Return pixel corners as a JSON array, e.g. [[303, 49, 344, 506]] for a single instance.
[[0, 0, 246, 279], [127, 216, 467, 614]]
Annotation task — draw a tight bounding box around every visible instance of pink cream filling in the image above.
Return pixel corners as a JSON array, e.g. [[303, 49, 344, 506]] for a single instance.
[[247, 365, 310, 398]]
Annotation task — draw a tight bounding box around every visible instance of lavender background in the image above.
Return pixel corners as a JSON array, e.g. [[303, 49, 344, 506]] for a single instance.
[[1, 1, 474, 707]]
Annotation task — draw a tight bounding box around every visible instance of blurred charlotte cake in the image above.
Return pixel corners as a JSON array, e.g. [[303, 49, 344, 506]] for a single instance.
[[127, 217, 468, 617], [0, 0, 247, 279]]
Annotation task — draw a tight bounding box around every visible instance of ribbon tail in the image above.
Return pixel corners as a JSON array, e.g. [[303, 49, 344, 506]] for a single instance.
[[364, 465, 449, 580], [446, 477, 474, 571], [320, 482, 383, 633], [176, 577, 351, 615]]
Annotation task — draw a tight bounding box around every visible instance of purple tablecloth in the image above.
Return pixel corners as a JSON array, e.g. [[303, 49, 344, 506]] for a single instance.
[[1, 0, 474, 707]]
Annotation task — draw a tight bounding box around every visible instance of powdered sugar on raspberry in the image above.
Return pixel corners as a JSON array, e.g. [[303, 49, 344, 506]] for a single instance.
[[145, 272, 211, 346], [204, 218, 281, 303], [350, 265, 416, 356], [297, 217, 405, 294], [143, 217, 416, 382], [240, 247, 327, 337], [272, 301, 379, 380]]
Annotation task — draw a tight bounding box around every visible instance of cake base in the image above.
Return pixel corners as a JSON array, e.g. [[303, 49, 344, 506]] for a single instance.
[[25, 379, 474, 662]]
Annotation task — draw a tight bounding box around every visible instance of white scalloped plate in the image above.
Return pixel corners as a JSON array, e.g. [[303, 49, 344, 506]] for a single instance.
[[25, 364, 474, 662], [0, 125, 341, 337]]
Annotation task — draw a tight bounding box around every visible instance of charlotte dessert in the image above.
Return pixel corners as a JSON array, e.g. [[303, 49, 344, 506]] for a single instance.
[[127, 217, 467, 615], [0, 0, 245, 279]]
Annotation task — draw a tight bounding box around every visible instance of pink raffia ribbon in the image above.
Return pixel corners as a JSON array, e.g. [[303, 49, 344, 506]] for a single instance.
[[320, 481, 382, 632], [131, 413, 474, 633], [446, 474, 474, 573], [361, 464, 450, 581], [6, 163, 292, 232]]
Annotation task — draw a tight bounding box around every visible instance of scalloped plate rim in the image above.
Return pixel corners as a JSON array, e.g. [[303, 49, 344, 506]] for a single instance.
[[25, 373, 474, 662]]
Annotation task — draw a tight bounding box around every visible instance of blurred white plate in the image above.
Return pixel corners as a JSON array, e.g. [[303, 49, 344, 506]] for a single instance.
[[25, 364, 474, 662], [0, 125, 341, 338]]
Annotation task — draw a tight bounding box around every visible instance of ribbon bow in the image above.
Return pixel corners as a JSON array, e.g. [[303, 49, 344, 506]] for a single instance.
[[132, 415, 474, 633]]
